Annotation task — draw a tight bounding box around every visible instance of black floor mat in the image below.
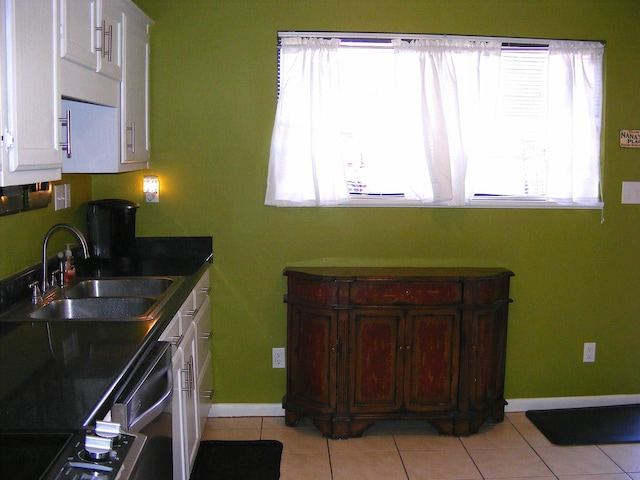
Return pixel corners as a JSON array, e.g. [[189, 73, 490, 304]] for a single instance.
[[526, 404, 640, 445], [189, 440, 283, 480]]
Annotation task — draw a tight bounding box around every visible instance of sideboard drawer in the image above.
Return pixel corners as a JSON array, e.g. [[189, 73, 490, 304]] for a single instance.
[[467, 275, 512, 305], [286, 277, 339, 305], [350, 281, 462, 306]]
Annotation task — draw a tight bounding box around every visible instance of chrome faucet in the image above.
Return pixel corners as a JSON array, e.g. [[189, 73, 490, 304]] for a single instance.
[[42, 224, 90, 293]]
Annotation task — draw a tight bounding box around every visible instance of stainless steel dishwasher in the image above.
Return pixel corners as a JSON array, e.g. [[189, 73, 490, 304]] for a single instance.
[[111, 341, 174, 480]]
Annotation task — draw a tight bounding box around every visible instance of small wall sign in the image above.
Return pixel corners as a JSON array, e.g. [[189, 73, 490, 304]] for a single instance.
[[620, 130, 640, 148]]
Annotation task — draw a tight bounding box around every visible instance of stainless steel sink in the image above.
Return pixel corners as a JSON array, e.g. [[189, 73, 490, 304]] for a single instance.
[[29, 297, 157, 320], [0, 276, 183, 322], [63, 278, 174, 298]]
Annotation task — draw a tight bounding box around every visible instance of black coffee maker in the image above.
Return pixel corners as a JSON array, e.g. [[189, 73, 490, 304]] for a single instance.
[[87, 199, 140, 267]]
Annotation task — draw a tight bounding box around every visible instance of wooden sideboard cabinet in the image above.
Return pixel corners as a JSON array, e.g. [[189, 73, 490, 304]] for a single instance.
[[283, 267, 514, 439]]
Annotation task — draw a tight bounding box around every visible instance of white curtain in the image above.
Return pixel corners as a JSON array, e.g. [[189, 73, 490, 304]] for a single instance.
[[546, 41, 604, 204], [265, 38, 349, 206], [265, 36, 603, 207], [392, 39, 502, 205]]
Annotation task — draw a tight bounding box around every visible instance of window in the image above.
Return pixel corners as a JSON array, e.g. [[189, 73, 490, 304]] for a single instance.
[[265, 33, 604, 208]]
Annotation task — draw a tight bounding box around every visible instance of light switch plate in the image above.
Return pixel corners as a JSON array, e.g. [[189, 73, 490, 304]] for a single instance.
[[54, 185, 66, 211], [54, 184, 71, 210]]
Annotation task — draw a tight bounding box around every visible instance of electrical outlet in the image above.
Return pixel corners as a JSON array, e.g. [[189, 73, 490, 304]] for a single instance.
[[583, 342, 596, 363], [272, 347, 285, 368]]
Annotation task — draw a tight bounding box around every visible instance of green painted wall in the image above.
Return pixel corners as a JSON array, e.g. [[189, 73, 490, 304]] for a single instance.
[[95, 0, 640, 403], [3, 0, 634, 404], [0, 174, 92, 276]]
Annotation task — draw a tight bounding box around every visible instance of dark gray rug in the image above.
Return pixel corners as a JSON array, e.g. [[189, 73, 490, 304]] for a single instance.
[[189, 440, 283, 480], [526, 404, 640, 445]]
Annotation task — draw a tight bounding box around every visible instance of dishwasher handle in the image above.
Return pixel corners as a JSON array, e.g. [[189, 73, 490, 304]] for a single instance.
[[111, 342, 173, 433], [128, 368, 172, 432]]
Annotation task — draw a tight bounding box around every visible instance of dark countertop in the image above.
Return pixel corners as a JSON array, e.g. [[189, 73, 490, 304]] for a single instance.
[[0, 236, 212, 431]]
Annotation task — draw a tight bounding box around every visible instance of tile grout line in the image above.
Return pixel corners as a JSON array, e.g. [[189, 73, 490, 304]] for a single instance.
[[457, 429, 489, 480], [506, 415, 560, 480], [391, 433, 411, 480], [595, 444, 634, 477]]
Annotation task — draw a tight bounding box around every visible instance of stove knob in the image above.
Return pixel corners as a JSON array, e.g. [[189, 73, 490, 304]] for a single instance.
[[84, 434, 113, 461], [95, 420, 121, 439]]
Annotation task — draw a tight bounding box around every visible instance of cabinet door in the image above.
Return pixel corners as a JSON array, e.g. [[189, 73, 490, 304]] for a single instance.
[[59, 0, 96, 70], [183, 323, 200, 477], [349, 309, 404, 413], [121, 3, 149, 165], [287, 304, 337, 413], [463, 305, 508, 416], [97, 0, 122, 80], [60, 0, 121, 79], [404, 309, 460, 411], [1, 0, 61, 186], [197, 351, 213, 436], [171, 344, 189, 480], [195, 296, 211, 375]]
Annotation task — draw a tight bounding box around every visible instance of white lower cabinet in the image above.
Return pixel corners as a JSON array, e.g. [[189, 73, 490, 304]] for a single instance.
[[159, 267, 211, 480]]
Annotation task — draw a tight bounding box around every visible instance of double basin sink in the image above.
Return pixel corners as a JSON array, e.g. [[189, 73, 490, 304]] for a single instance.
[[1, 277, 182, 321]]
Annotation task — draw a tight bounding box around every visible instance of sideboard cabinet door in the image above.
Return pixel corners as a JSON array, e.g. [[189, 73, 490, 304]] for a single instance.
[[404, 309, 460, 411], [349, 309, 404, 414], [287, 305, 337, 415]]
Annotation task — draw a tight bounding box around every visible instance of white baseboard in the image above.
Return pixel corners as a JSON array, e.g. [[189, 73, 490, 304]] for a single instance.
[[208, 394, 640, 418], [209, 403, 286, 417], [504, 394, 640, 412]]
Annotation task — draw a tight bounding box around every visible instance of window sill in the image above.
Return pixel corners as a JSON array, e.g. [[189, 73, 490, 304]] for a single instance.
[[337, 197, 604, 209]]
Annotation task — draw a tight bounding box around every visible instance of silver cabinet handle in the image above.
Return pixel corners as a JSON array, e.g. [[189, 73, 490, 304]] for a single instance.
[[126, 122, 136, 153], [59, 110, 71, 158], [181, 355, 195, 398], [95, 21, 112, 61], [105, 23, 113, 61], [180, 365, 190, 395], [201, 389, 214, 401]]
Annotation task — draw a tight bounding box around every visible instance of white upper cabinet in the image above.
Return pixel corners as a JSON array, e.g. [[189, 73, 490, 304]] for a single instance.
[[0, 0, 62, 187], [59, 0, 121, 106], [121, 1, 150, 165], [60, 0, 151, 173], [59, 0, 122, 81]]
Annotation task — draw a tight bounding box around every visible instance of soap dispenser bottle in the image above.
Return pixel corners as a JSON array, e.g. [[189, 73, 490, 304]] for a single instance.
[[64, 244, 76, 286]]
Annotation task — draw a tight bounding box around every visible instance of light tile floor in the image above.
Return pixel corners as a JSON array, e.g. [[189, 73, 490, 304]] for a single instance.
[[201, 413, 640, 480]]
